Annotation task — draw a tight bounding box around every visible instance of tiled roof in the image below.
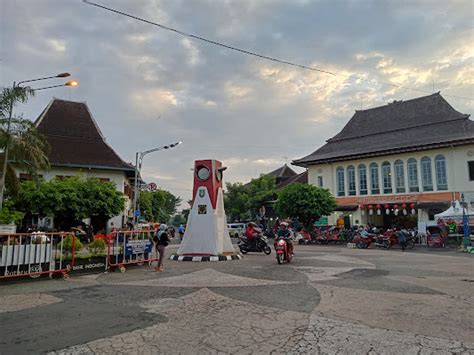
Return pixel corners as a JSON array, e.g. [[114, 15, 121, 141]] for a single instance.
[[277, 170, 308, 189], [267, 164, 297, 179], [293, 93, 474, 166], [35, 99, 134, 172]]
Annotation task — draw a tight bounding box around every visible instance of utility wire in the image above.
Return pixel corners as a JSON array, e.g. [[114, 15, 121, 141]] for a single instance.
[[83, 0, 473, 102]]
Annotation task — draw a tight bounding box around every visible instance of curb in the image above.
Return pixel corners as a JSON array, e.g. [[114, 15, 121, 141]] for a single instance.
[[169, 254, 242, 262]]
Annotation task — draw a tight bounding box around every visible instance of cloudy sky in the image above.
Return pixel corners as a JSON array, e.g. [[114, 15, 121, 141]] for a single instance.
[[1, 0, 473, 207]]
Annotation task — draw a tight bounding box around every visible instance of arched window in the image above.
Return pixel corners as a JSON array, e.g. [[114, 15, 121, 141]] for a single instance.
[[435, 155, 448, 190], [421, 156, 433, 191], [382, 161, 392, 194], [347, 165, 356, 196], [358, 164, 368, 195], [369, 163, 380, 194], [394, 160, 405, 193], [336, 167, 345, 196], [407, 158, 419, 192]]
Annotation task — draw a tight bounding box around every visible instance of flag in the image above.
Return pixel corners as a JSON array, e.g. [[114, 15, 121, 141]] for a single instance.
[[463, 208, 470, 247]]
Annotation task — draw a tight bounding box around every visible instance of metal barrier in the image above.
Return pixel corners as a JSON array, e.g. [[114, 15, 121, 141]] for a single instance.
[[0, 232, 75, 280], [107, 230, 157, 272]]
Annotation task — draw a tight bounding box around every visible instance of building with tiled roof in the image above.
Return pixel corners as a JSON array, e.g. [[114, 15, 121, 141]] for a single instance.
[[293, 93, 474, 228], [18, 98, 135, 231]]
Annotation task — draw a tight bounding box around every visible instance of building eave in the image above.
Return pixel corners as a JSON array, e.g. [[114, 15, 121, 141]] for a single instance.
[[49, 162, 135, 173], [293, 138, 474, 167]]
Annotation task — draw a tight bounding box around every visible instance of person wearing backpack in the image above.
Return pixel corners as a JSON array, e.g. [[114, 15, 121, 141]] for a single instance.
[[155, 224, 170, 272]]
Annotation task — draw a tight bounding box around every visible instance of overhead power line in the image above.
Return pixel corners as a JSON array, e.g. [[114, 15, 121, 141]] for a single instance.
[[83, 0, 473, 102]]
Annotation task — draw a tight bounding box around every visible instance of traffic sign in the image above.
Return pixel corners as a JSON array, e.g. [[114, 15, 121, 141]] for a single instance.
[[148, 182, 157, 191], [135, 210, 141, 217]]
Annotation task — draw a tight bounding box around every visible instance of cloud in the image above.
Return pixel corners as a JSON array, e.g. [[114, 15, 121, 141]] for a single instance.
[[1, 0, 472, 209]]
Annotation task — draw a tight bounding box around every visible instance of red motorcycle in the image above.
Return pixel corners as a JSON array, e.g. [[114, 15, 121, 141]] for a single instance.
[[375, 229, 416, 250], [274, 236, 293, 264], [353, 233, 377, 249]]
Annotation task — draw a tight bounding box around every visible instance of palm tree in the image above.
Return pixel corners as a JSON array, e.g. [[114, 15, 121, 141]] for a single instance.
[[0, 86, 50, 203]]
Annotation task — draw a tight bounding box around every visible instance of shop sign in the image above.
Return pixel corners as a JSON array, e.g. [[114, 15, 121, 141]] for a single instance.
[[357, 194, 420, 204], [314, 216, 328, 226]]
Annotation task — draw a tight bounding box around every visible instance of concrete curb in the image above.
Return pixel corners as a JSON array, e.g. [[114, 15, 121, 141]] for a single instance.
[[169, 254, 242, 262]]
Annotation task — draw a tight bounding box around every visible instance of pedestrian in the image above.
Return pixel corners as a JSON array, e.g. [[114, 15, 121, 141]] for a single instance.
[[154, 224, 170, 272], [178, 224, 185, 242], [396, 228, 407, 251]]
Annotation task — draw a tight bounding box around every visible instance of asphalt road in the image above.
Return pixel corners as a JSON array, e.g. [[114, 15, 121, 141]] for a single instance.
[[0, 244, 473, 354]]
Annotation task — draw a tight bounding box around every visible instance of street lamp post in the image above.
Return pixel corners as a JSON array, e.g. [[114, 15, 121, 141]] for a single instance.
[[0, 73, 78, 211], [133, 141, 182, 225]]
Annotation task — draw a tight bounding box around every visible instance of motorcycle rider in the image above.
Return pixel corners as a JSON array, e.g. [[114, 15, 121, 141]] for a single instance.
[[245, 222, 262, 249], [276, 222, 294, 256]]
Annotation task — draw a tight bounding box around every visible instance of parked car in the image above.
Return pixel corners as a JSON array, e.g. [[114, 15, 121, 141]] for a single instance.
[[227, 223, 246, 238]]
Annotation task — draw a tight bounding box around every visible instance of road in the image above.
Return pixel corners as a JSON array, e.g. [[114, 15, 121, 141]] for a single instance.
[[0, 244, 473, 354]]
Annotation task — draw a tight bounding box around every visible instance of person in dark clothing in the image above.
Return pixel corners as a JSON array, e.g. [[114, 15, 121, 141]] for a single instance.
[[396, 228, 408, 251], [154, 224, 170, 271]]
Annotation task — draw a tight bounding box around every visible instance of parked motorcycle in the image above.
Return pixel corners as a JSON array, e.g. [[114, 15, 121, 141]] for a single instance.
[[375, 229, 416, 250], [238, 236, 271, 255], [353, 232, 377, 249], [274, 236, 293, 264]]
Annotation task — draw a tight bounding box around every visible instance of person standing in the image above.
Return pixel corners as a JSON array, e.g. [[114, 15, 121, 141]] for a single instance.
[[178, 224, 185, 242], [154, 224, 170, 272]]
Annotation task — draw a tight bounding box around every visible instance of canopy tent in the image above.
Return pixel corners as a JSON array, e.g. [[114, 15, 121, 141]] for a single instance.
[[434, 201, 474, 227]]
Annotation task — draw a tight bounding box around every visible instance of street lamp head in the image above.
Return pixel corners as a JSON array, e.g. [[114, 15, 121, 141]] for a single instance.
[[169, 141, 183, 148], [56, 72, 71, 78], [65, 80, 79, 87]]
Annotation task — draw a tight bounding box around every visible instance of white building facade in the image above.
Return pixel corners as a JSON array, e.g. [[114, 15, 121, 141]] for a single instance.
[[294, 93, 474, 228]]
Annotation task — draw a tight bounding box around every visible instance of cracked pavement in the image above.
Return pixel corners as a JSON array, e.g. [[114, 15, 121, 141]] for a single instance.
[[1, 244, 473, 354]]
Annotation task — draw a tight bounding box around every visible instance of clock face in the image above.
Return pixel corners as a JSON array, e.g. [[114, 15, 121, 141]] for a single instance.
[[216, 169, 222, 181], [197, 166, 210, 181]]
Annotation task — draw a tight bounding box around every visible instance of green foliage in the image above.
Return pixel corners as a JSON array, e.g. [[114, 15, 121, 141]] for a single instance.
[[139, 189, 181, 222], [14, 176, 125, 220], [59, 235, 83, 256], [169, 213, 187, 226], [276, 183, 337, 229], [0, 86, 49, 197], [0, 201, 24, 224], [224, 175, 276, 221], [0, 86, 35, 118], [88, 238, 106, 255]]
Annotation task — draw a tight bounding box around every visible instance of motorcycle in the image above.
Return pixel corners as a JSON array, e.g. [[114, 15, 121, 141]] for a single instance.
[[274, 236, 293, 264], [375, 229, 416, 250], [238, 236, 271, 255], [353, 232, 377, 249]]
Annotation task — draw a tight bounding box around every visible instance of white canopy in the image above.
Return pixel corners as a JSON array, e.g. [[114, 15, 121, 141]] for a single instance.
[[435, 201, 472, 219]]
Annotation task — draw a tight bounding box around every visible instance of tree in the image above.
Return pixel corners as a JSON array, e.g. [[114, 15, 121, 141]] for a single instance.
[[246, 175, 276, 214], [224, 175, 276, 221], [15, 177, 125, 229], [276, 183, 337, 229], [0, 86, 50, 199], [139, 189, 182, 222], [169, 212, 187, 226], [224, 182, 250, 221]]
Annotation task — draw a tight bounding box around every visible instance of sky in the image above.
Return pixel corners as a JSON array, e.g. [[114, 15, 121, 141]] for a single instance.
[[1, 0, 473, 208]]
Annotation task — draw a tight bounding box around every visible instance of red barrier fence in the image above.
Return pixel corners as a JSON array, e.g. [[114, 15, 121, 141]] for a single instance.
[[107, 230, 158, 272], [0, 232, 75, 280]]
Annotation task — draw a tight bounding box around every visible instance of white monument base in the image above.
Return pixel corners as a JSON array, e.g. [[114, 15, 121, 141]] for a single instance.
[[174, 188, 239, 260]]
